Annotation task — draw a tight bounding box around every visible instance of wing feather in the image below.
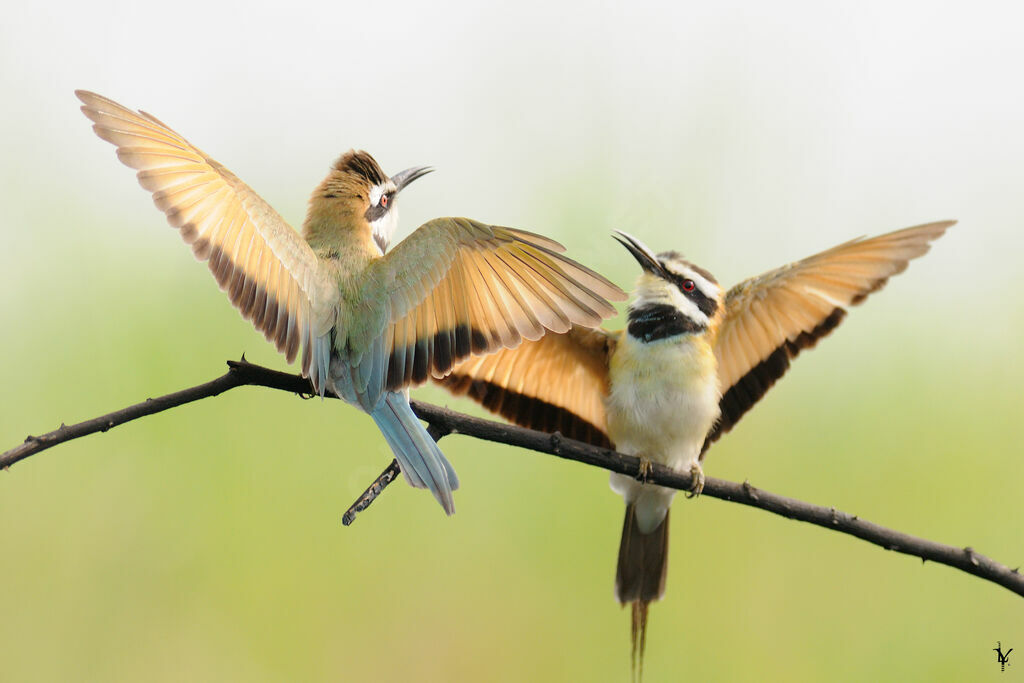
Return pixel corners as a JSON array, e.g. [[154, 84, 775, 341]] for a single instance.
[[356, 217, 625, 392], [492, 250, 571, 331], [704, 220, 952, 452], [468, 250, 521, 347], [77, 90, 337, 390], [437, 326, 617, 447]]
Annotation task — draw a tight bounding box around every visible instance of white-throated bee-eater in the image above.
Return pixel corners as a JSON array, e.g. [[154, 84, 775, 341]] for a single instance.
[[436, 221, 951, 671], [76, 90, 626, 515]]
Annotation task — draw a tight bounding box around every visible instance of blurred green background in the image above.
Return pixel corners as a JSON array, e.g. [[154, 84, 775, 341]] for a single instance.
[[2, 1, 1022, 681]]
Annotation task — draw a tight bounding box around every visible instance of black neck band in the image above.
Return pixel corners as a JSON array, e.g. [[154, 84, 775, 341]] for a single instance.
[[627, 303, 703, 342]]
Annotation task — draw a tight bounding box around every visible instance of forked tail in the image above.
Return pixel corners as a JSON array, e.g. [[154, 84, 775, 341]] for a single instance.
[[615, 503, 670, 681], [370, 391, 459, 514]]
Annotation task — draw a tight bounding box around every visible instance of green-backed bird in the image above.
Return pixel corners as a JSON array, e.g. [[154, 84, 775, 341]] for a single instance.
[[76, 90, 626, 515], [435, 221, 951, 671]]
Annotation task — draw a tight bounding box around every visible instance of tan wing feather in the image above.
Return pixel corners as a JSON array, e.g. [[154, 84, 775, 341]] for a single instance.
[[706, 220, 952, 450], [438, 326, 617, 447], [362, 217, 626, 389], [77, 90, 337, 388]]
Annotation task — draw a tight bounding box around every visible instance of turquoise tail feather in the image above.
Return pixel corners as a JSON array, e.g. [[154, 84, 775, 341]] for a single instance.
[[371, 391, 459, 514]]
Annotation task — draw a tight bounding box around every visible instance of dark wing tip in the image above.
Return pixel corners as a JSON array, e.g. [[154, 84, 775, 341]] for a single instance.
[[439, 374, 613, 449], [703, 308, 847, 455]]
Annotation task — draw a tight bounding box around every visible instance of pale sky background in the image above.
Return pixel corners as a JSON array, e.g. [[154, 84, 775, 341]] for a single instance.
[[3, 0, 1022, 305]]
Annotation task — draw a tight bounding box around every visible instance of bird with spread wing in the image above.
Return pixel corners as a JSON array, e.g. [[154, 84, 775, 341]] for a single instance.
[[76, 90, 626, 515], [436, 221, 951, 674]]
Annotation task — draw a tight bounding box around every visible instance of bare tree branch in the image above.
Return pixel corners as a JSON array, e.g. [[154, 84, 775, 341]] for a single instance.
[[340, 423, 447, 526], [341, 459, 401, 527], [2, 358, 1021, 599], [1, 368, 249, 470]]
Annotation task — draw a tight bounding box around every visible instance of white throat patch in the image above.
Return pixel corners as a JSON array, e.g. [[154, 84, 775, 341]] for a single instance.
[[368, 182, 398, 254], [371, 207, 399, 254]]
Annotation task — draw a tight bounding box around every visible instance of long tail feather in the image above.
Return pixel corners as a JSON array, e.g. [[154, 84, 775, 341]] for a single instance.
[[370, 392, 459, 514], [631, 601, 651, 683], [615, 503, 670, 681]]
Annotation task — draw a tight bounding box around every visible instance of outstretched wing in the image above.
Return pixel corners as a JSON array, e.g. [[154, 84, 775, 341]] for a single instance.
[[438, 326, 617, 447], [77, 90, 337, 391], [704, 220, 952, 453], [344, 217, 625, 404]]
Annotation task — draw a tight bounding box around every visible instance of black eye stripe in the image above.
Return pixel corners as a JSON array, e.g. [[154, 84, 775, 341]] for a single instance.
[[691, 290, 718, 318], [660, 264, 718, 318], [363, 192, 394, 222], [365, 203, 386, 222]]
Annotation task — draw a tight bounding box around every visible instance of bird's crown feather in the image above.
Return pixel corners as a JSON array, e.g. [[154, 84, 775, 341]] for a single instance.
[[333, 150, 387, 186]]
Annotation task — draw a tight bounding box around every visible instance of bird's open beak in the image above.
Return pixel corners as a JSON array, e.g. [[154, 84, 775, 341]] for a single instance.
[[391, 165, 434, 193], [612, 230, 666, 276]]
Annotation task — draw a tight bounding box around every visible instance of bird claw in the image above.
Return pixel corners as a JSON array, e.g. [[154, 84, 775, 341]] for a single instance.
[[685, 462, 705, 498], [635, 456, 654, 484]]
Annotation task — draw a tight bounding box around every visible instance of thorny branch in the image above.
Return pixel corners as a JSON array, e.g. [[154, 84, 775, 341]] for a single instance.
[[2, 358, 1021, 599]]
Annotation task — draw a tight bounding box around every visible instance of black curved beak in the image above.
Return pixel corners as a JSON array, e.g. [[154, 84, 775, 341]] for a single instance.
[[391, 165, 434, 193], [612, 230, 666, 276]]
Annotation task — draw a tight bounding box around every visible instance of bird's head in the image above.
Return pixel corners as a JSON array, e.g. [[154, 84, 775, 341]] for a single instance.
[[613, 230, 723, 339], [307, 150, 432, 253]]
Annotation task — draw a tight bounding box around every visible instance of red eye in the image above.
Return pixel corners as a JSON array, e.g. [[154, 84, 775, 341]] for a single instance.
[[380, 194, 389, 207], [682, 279, 695, 292]]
